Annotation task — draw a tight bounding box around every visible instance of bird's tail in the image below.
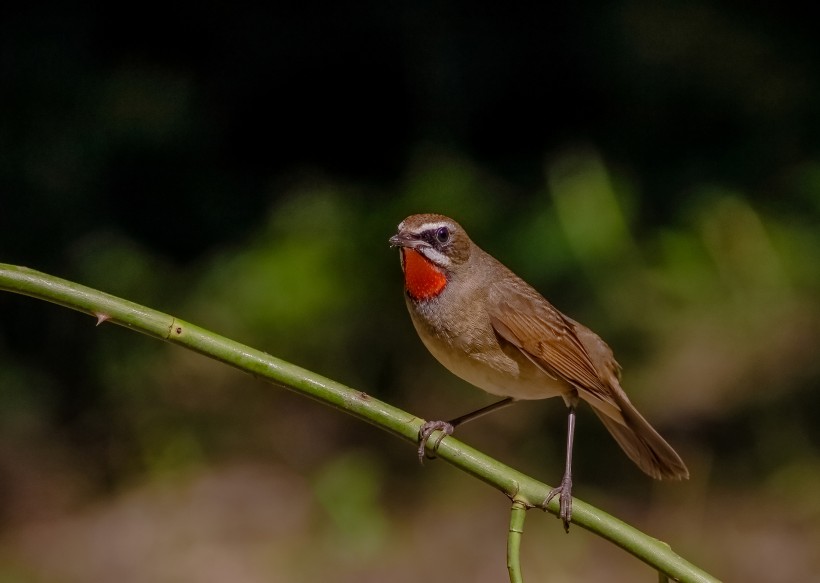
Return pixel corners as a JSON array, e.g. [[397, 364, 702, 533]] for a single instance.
[[591, 392, 689, 480]]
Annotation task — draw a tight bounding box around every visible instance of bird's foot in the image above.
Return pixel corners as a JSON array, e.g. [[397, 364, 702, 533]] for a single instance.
[[417, 420, 455, 463], [543, 472, 573, 532]]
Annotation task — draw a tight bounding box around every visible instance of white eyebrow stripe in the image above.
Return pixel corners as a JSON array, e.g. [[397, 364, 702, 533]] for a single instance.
[[415, 221, 453, 233]]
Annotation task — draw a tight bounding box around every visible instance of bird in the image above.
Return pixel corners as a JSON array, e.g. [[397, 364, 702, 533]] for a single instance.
[[389, 213, 688, 531]]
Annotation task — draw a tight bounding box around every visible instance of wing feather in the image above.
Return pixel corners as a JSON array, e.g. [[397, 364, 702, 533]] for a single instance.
[[488, 290, 620, 417], [486, 279, 689, 480]]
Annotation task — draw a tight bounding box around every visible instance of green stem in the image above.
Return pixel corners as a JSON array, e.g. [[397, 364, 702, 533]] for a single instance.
[[0, 264, 720, 583], [507, 500, 527, 583]]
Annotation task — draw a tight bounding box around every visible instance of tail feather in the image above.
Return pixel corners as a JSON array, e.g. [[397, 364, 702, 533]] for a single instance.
[[591, 393, 689, 480]]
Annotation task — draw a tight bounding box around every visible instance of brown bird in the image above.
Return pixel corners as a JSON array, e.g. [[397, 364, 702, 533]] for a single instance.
[[389, 213, 688, 530]]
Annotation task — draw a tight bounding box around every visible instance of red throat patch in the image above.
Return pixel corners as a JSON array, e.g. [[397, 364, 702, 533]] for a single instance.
[[401, 248, 447, 300]]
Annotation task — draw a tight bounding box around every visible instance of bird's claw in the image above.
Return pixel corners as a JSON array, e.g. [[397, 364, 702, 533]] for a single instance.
[[417, 420, 455, 463], [543, 472, 573, 532]]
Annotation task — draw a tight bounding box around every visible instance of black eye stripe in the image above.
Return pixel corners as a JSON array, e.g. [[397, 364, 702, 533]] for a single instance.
[[419, 227, 451, 246], [411, 224, 454, 248]]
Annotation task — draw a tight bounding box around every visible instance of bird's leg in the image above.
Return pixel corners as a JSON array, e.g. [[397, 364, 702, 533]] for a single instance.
[[417, 420, 455, 462], [544, 404, 576, 532], [418, 397, 515, 462]]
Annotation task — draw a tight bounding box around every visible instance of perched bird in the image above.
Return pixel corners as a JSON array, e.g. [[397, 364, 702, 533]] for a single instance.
[[389, 213, 688, 530]]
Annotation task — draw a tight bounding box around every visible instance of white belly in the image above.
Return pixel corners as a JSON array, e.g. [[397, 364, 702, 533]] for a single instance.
[[411, 307, 570, 401]]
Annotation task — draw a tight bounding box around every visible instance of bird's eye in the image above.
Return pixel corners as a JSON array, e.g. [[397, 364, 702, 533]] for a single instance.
[[435, 226, 450, 244]]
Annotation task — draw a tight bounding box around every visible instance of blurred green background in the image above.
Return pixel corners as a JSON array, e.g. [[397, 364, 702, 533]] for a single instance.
[[2, 3, 820, 582]]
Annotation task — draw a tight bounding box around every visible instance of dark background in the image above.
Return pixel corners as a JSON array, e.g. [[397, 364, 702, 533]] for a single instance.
[[2, 3, 819, 581]]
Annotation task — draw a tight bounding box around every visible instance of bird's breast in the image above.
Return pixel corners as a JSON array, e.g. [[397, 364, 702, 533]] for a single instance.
[[406, 292, 570, 400]]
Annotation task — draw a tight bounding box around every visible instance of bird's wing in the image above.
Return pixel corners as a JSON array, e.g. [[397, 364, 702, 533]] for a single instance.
[[488, 289, 622, 419]]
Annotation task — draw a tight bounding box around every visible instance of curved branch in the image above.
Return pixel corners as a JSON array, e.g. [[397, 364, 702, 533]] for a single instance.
[[0, 264, 719, 583]]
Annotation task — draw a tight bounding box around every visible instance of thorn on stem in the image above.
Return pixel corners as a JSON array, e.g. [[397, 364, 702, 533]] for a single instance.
[[94, 313, 111, 326]]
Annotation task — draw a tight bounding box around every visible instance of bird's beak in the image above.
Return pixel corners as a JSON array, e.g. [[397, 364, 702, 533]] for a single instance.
[[389, 232, 425, 249]]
